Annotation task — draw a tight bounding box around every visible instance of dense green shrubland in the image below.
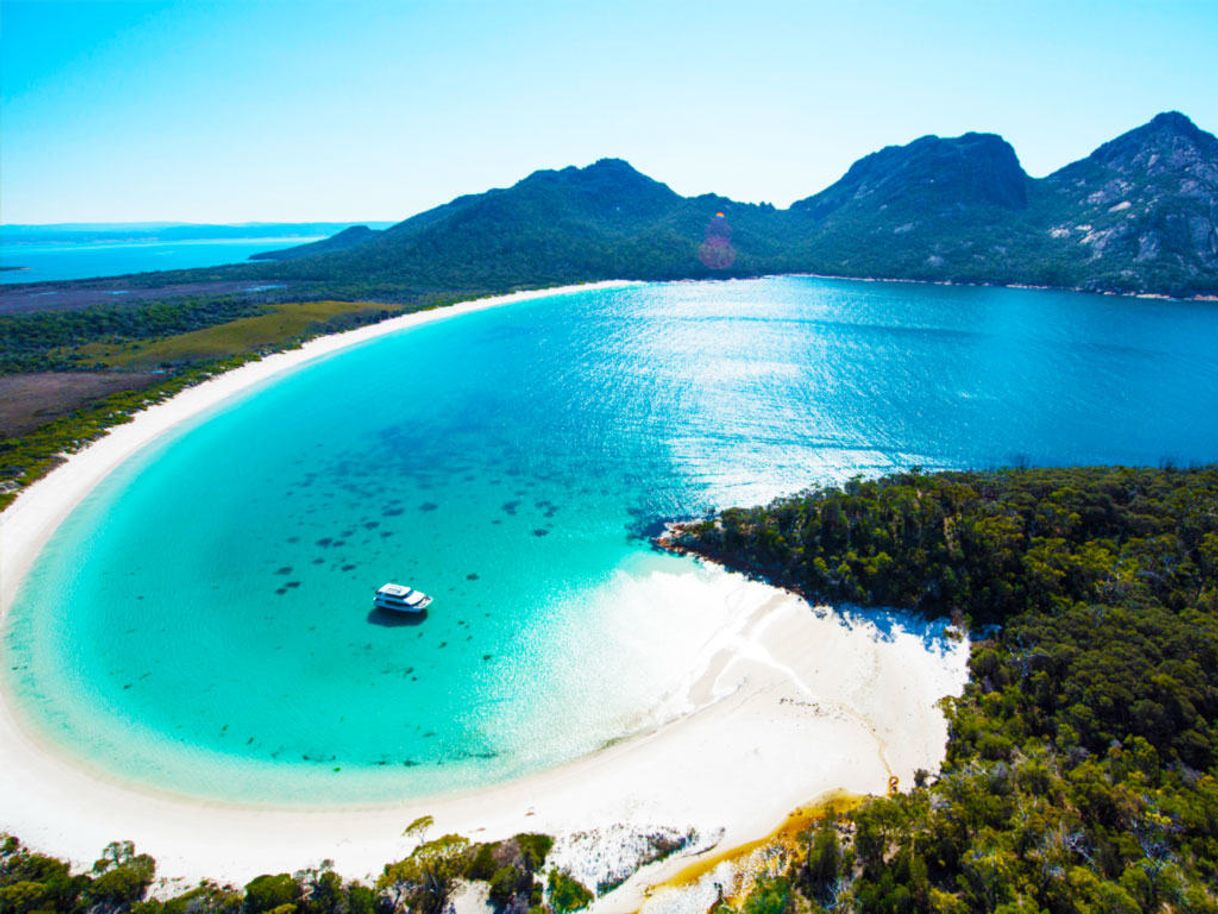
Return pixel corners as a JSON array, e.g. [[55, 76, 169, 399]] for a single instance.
[[0, 298, 269, 375], [672, 466, 1218, 624], [0, 831, 576, 914]]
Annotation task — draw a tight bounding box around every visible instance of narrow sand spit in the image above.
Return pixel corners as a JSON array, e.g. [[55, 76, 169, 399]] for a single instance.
[[0, 279, 969, 899]]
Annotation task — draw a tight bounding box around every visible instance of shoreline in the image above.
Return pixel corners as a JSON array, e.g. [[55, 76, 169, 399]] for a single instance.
[[779, 270, 1218, 303], [0, 277, 969, 898], [4, 264, 1215, 305], [1, 564, 969, 897]]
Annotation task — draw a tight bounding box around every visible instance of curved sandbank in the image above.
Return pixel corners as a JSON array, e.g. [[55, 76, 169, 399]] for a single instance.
[[0, 279, 969, 898]]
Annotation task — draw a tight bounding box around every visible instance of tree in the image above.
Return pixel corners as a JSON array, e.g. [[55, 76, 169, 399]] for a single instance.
[[546, 870, 593, 914], [87, 841, 157, 911], [243, 874, 301, 914], [402, 816, 434, 843], [376, 834, 469, 914], [801, 821, 840, 904]]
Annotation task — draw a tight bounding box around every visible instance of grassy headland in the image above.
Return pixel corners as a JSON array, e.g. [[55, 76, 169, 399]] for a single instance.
[[0, 297, 405, 508], [67, 301, 390, 370]]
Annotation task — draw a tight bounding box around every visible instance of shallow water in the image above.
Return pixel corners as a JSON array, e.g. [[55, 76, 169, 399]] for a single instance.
[[6, 276, 1218, 802]]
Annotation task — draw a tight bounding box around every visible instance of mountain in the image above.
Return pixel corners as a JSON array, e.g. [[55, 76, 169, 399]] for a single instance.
[[785, 112, 1218, 294], [783, 133, 1040, 285], [792, 132, 1029, 220], [1032, 111, 1218, 293], [247, 159, 804, 292], [251, 113, 1217, 298]]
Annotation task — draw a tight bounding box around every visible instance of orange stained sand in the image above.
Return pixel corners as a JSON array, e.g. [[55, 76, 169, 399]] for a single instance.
[[641, 790, 864, 904]]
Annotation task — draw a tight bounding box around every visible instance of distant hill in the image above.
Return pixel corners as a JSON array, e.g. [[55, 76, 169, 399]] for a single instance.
[[241, 113, 1218, 298], [249, 225, 383, 261], [792, 132, 1030, 219], [784, 132, 1041, 287]]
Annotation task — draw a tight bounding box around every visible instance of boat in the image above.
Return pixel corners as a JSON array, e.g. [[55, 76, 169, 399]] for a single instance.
[[373, 583, 433, 613]]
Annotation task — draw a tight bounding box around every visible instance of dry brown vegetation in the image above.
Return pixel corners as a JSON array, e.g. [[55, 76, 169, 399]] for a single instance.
[[0, 371, 161, 437]]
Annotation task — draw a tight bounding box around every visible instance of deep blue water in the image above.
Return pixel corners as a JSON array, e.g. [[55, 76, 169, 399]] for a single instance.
[[5, 276, 1218, 802]]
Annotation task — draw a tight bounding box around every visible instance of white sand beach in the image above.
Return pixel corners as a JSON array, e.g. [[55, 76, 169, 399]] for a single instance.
[[0, 280, 970, 904]]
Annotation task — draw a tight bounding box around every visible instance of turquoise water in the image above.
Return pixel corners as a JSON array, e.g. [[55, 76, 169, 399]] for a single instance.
[[0, 236, 322, 284], [6, 277, 1218, 803]]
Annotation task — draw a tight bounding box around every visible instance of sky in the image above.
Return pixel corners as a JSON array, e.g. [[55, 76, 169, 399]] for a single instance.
[[2, 0, 1217, 224]]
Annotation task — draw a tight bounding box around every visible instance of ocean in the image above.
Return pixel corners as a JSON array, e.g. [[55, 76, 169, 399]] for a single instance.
[[0, 236, 323, 284]]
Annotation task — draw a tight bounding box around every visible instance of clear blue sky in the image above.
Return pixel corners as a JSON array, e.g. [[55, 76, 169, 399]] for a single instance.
[[2, 0, 1216, 224]]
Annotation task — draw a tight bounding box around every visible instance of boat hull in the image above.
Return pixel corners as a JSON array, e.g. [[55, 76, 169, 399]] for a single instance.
[[372, 596, 432, 613]]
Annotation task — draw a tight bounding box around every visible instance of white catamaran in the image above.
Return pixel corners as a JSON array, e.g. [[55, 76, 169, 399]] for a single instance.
[[373, 583, 433, 613]]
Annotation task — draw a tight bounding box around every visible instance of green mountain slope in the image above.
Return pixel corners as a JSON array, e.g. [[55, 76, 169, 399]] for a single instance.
[[785, 132, 1044, 287], [792, 131, 1030, 219], [250, 113, 1218, 298], [248, 159, 803, 292]]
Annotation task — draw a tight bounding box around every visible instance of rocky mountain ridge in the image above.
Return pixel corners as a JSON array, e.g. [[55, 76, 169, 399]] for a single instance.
[[254, 112, 1218, 297]]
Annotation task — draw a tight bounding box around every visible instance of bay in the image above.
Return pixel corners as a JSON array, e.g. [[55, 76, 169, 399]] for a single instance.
[[5, 276, 1218, 803]]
